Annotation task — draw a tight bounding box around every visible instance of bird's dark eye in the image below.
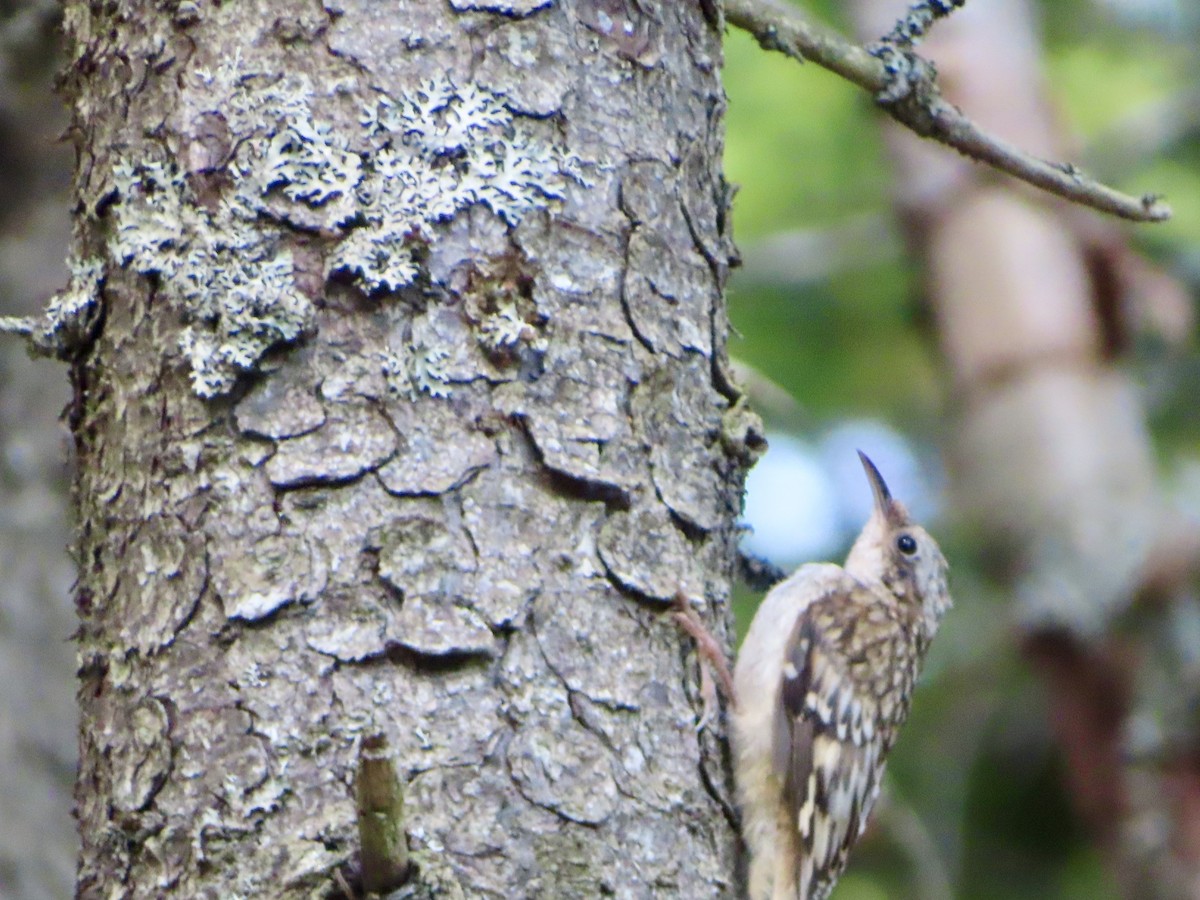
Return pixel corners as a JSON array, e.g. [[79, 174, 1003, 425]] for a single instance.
[[896, 534, 917, 555]]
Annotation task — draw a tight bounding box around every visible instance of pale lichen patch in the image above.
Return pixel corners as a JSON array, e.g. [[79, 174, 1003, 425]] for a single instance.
[[107, 61, 576, 398], [380, 335, 454, 401], [189, 59, 361, 231], [332, 79, 574, 295], [110, 157, 313, 398]]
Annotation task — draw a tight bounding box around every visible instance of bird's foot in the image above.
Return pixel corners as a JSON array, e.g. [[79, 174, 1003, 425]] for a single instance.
[[672, 589, 737, 728]]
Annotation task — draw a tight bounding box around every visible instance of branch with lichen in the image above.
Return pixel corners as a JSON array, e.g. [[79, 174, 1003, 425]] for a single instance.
[[723, 0, 1171, 223], [0, 317, 34, 337], [0, 258, 104, 359], [876, 0, 966, 49]]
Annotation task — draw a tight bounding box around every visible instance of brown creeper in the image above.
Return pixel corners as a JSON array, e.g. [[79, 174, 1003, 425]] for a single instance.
[[732, 451, 951, 900]]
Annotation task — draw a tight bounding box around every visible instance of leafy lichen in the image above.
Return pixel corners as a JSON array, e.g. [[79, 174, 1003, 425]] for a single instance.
[[332, 79, 570, 294], [111, 157, 313, 397], [106, 58, 574, 397]]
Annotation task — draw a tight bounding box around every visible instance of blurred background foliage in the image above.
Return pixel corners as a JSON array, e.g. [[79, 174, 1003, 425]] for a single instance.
[[724, 0, 1198, 897]]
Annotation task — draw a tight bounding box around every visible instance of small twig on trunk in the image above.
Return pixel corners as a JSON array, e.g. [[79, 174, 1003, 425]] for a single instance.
[[723, 0, 1171, 223], [356, 733, 411, 896]]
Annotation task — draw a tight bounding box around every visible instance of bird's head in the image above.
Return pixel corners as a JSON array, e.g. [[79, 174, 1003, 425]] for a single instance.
[[844, 451, 951, 640]]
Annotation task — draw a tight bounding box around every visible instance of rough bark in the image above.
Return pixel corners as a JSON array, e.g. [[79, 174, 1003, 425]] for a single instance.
[[63, 1, 752, 896]]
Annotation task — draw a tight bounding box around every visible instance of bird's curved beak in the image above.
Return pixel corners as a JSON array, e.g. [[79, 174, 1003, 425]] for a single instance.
[[857, 450, 907, 526], [857, 450, 891, 510]]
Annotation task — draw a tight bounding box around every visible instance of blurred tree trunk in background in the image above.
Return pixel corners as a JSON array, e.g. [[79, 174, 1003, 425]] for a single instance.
[[851, 0, 1200, 896], [59, 1, 751, 896], [0, 4, 78, 898]]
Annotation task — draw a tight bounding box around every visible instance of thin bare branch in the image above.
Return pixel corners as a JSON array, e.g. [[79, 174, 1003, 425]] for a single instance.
[[724, 0, 1172, 223], [0, 316, 36, 337]]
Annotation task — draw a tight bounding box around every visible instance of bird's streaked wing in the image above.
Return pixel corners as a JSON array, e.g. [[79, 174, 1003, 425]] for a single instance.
[[775, 582, 886, 899]]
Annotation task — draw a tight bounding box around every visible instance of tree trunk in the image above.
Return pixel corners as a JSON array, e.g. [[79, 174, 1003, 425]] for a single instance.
[[63, 2, 752, 896]]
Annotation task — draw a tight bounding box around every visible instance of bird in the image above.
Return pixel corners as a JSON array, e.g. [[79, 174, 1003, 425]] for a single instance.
[[730, 450, 952, 900]]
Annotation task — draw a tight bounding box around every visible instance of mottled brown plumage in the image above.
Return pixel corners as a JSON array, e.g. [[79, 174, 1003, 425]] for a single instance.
[[732, 452, 951, 900]]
